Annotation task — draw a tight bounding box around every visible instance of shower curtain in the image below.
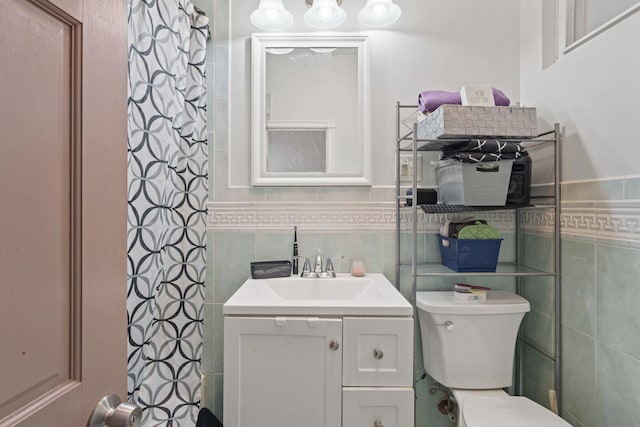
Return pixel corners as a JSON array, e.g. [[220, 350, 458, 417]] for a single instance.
[[126, 1, 209, 425]]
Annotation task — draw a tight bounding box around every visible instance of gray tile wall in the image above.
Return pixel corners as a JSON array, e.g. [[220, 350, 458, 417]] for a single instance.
[[521, 178, 640, 427]]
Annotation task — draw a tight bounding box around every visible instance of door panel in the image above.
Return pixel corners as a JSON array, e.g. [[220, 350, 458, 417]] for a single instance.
[[0, 0, 127, 425], [0, 0, 76, 419]]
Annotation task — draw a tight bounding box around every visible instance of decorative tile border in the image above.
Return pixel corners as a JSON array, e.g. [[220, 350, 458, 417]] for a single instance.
[[520, 209, 557, 236], [520, 202, 640, 242], [207, 201, 516, 231], [208, 202, 396, 231], [209, 200, 640, 242], [594, 205, 640, 242]]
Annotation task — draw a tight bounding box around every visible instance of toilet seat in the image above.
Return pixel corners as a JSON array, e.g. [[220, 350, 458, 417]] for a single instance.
[[460, 396, 571, 427]]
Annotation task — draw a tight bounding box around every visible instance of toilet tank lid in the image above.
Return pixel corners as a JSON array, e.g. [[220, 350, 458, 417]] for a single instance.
[[416, 291, 530, 315]]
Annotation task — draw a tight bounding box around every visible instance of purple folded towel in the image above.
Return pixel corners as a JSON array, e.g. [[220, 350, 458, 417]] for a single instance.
[[418, 90, 460, 113], [418, 88, 510, 113]]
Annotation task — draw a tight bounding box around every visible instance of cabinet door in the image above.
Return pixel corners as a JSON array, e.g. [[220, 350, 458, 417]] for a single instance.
[[343, 318, 413, 386], [224, 317, 342, 427], [343, 387, 414, 427]]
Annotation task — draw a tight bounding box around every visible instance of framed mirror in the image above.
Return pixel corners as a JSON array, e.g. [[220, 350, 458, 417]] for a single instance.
[[251, 33, 371, 186]]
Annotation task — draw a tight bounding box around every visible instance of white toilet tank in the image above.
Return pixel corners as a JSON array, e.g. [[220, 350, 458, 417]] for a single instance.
[[416, 291, 530, 389]]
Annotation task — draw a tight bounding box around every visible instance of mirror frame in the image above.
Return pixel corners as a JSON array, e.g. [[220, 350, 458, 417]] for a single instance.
[[251, 33, 371, 186]]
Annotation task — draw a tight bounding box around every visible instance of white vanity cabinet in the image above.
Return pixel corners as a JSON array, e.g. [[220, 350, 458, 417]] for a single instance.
[[222, 274, 414, 427], [224, 315, 413, 427], [224, 317, 343, 427]]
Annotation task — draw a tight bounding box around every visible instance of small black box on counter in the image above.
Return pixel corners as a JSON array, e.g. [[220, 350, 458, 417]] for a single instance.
[[250, 260, 291, 279], [405, 188, 438, 207]]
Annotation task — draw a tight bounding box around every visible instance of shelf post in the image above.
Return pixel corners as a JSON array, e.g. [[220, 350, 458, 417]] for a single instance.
[[411, 123, 418, 306], [395, 102, 401, 289], [553, 122, 562, 412]]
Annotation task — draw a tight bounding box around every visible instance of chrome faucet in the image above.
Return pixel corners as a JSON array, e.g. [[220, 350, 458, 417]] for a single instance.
[[300, 254, 341, 278]]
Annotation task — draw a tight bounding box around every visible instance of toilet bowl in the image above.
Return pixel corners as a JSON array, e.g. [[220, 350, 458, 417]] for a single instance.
[[416, 291, 570, 427]]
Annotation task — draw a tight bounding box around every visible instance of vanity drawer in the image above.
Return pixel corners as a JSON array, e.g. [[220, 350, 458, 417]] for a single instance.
[[343, 317, 413, 387], [343, 387, 414, 427]]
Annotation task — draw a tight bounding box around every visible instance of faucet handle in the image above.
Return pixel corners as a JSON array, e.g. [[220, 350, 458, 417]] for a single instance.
[[325, 258, 335, 274], [300, 257, 311, 276], [325, 256, 343, 275]]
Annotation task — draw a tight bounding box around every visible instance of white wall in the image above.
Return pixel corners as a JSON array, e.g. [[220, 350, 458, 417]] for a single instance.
[[520, 0, 640, 182], [229, 0, 522, 188]]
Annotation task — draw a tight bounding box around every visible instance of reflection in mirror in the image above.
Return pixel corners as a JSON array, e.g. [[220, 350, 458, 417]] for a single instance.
[[251, 34, 370, 186], [267, 127, 327, 173]]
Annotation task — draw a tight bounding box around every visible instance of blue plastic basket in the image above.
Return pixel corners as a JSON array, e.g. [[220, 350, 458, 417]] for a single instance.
[[438, 235, 503, 272]]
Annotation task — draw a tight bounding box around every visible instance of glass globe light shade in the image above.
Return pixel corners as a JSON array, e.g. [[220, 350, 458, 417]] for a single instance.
[[304, 0, 347, 29], [357, 0, 401, 28], [250, 0, 294, 31]]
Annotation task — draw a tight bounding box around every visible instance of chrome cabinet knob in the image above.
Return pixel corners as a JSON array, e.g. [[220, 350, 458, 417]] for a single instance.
[[329, 339, 339, 351], [373, 348, 384, 359]]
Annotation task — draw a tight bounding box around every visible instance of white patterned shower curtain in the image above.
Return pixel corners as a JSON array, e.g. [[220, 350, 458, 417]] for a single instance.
[[126, 1, 209, 425]]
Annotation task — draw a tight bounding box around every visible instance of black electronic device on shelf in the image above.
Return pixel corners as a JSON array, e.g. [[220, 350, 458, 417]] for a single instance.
[[506, 156, 532, 206], [405, 188, 437, 206]]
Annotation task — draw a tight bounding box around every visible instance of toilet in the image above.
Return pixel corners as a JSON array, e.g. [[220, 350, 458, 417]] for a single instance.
[[416, 291, 571, 427]]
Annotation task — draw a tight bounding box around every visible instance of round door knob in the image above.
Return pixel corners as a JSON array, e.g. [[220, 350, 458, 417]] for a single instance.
[[373, 348, 384, 359], [329, 339, 339, 351], [88, 395, 142, 427], [374, 420, 384, 427]]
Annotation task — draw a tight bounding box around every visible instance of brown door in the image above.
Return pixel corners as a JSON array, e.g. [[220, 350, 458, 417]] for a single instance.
[[0, 0, 127, 426]]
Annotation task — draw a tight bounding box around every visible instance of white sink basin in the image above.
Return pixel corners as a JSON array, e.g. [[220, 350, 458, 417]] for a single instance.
[[264, 278, 377, 300], [223, 273, 412, 316]]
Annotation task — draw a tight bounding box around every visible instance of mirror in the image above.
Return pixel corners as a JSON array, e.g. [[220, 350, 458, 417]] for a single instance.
[[251, 34, 371, 186]]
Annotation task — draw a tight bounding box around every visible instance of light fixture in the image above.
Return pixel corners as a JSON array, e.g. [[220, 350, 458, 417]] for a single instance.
[[304, 0, 347, 29], [357, 0, 401, 28], [250, 0, 402, 31], [250, 0, 294, 31]]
